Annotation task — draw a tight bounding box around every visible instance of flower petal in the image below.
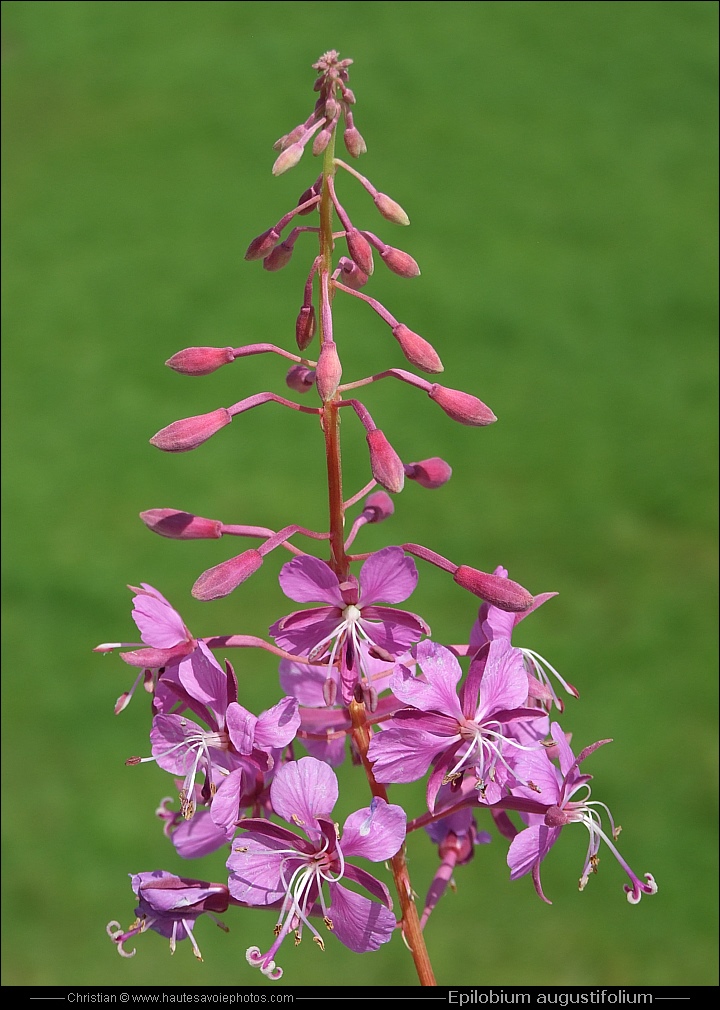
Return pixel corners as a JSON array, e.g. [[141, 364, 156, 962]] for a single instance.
[[359, 546, 418, 605], [326, 883, 396, 953], [278, 555, 343, 605], [270, 757, 338, 832], [341, 798, 406, 862]]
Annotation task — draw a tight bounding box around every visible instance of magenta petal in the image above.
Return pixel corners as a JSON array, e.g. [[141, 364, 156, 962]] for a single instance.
[[327, 883, 396, 953], [132, 591, 188, 649], [341, 799, 406, 862], [278, 555, 343, 605], [177, 642, 227, 717], [226, 831, 298, 906], [269, 608, 340, 655], [507, 824, 559, 880], [391, 640, 464, 717], [225, 703, 258, 754], [210, 767, 247, 832], [475, 641, 529, 720], [172, 811, 233, 859], [270, 757, 338, 830], [254, 696, 300, 750], [368, 719, 454, 783], [359, 547, 418, 605]]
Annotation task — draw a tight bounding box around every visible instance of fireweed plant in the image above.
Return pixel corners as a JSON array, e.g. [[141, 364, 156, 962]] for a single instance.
[[99, 52, 657, 986]]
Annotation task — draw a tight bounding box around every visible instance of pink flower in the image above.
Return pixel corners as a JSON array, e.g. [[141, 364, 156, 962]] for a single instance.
[[269, 547, 429, 704]]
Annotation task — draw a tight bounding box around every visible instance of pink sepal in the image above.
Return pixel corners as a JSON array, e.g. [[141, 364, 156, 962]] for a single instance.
[[192, 550, 264, 601], [165, 346, 234, 376], [453, 566, 533, 613], [366, 430, 404, 494], [428, 385, 497, 426], [140, 509, 223, 540], [392, 325, 443, 373], [150, 409, 231, 453]]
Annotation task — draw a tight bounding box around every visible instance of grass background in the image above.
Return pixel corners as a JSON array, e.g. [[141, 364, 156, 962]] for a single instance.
[[2, 0, 717, 988]]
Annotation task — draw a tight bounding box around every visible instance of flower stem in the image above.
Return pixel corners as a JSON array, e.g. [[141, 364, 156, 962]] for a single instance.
[[349, 699, 437, 986]]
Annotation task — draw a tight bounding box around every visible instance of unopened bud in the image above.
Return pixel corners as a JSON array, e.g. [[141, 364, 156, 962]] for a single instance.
[[338, 256, 368, 290], [362, 491, 395, 523], [380, 245, 421, 278], [428, 385, 497, 426], [140, 509, 223, 539], [404, 457, 453, 489], [366, 429, 404, 494], [453, 566, 533, 613], [312, 127, 333, 156], [263, 241, 294, 272], [245, 228, 280, 261], [165, 346, 234, 376], [392, 324, 443, 373], [295, 305, 317, 350], [272, 142, 304, 176], [346, 228, 374, 276], [192, 549, 264, 601], [315, 341, 342, 402], [150, 408, 231, 453], [373, 192, 410, 226], [344, 125, 367, 158], [285, 364, 316, 393]]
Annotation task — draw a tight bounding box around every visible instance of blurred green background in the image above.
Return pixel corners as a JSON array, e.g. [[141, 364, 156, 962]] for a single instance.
[[2, 0, 717, 988]]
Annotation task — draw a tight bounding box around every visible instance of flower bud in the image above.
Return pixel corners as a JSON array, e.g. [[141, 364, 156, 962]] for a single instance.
[[361, 491, 395, 523], [404, 457, 453, 489], [343, 125, 367, 158], [140, 509, 223, 539], [295, 304, 316, 350], [380, 245, 420, 278], [272, 142, 304, 176], [312, 127, 333, 156], [366, 429, 404, 494], [245, 227, 280, 261], [315, 341, 342, 402], [373, 192, 410, 226], [346, 228, 374, 276], [165, 346, 234, 376], [150, 408, 231, 453], [263, 240, 294, 272], [428, 384, 497, 426], [453, 565, 533, 613], [192, 549, 264, 601], [285, 364, 316, 393], [338, 256, 368, 290], [392, 324, 443, 373]]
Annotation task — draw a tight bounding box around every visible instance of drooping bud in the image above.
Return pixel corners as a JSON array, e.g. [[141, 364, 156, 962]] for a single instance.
[[263, 240, 294, 272], [428, 384, 497, 426], [380, 245, 421, 278], [453, 566, 533, 613], [373, 192, 410, 226], [192, 549, 264, 601], [366, 429, 404, 494], [338, 256, 368, 290], [297, 176, 322, 215], [404, 457, 453, 489], [150, 408, 231, 453], [361, 491, 395, 523], [315, 341, 342, 402], [294, 312, 315, 358], [245, 227, 280, 261], [312, 127, 333, 156], [343, 125, 367, 158], [392, 324, 443, 373], [285, 364, 316, 393], [346, 228, 374, 276], [140, 509, 223, 539], [272, 142, 304, 176], [165, 346, 234, 376]]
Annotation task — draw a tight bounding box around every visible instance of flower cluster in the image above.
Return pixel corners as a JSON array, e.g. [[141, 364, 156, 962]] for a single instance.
[[99, 51, 655, 984]]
